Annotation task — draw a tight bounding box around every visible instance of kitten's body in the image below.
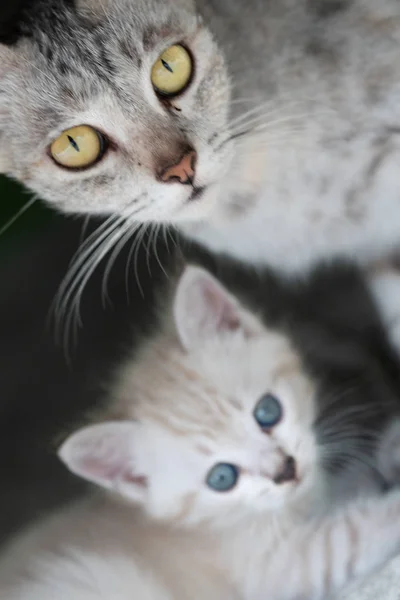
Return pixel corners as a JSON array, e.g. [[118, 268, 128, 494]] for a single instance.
[[2, 0, 400, 274], [3, 266, 400, 600]]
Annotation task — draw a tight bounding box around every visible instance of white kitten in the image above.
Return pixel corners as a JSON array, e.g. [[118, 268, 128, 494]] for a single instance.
[[2, 266, 400, 599]]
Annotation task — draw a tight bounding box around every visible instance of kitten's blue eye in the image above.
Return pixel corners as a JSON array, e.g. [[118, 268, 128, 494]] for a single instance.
[[253, 394, 282, 429], [206, 463, 239, 492]]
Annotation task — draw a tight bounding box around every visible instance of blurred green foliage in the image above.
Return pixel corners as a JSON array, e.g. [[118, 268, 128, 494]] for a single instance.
[[0, 175, 56, 262]]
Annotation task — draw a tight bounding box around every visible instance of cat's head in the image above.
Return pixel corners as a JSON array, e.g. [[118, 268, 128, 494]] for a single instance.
[[0, 0, 239, 222], [59, 266, 320, 527]]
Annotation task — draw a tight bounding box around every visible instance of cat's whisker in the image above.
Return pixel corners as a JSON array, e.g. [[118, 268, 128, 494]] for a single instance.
[[53, 214, 123, 318], [152, 223, 169, 280], [161, 223, 173, 258], [229, 113, 313, 139], [215, 113, 311, 150], [63, 235, 126, 355], [52, 214, 127, 352], [133, 223, 153, 296], [68, 224, 131, 327], [71, 205, 146, 311], [0, 196, 38, 238], [101, 222, 139, 307], [79, 215, 92, 247], [124, 223, 146, 299], [100, 205, 150, 305], [228, 98, 308, 130]]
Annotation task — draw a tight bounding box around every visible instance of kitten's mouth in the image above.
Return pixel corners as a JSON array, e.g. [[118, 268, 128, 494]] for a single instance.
[[189, 186, 206, 202]]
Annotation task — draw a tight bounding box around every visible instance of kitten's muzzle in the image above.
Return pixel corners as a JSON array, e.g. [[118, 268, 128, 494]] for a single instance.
[[158, 149, 197, 185], [273, 456, 297, 485]]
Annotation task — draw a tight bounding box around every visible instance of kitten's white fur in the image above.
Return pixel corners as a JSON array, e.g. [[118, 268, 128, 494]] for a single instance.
[[2, 266, 400, 599]]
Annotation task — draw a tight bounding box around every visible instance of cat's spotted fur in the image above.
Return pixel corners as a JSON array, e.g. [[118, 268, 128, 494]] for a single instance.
[[2, 0, 400, 273]]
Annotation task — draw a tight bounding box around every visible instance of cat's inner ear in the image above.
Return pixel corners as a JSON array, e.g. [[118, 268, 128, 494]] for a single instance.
[[58, 422, 148, 503], [173, 265, 262, 350]]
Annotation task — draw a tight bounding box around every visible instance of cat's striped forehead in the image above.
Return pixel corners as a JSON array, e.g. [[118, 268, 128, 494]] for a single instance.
[[7, 0, 196, 87]]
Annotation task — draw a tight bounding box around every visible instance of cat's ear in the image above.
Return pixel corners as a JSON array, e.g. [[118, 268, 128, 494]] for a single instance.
[[58, 421, 148, 503], [174, 265, 262, 350]]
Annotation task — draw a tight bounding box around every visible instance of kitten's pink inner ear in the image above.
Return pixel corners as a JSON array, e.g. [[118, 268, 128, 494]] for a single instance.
[[201, 279, 241, 332], [174, 265, 249, 350], [58, 422, 148, 500]]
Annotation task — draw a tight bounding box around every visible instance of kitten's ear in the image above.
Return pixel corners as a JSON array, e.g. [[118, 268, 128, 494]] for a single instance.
[[174, 266, 262, 350], [58, 422, 148, 503]]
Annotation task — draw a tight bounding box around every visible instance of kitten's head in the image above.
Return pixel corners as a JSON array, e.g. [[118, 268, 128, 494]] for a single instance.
[[0, 0, 237, 221], [59, 266, 321, 528]]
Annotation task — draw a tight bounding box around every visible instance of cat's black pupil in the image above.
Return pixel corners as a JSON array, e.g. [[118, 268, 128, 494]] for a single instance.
[[162, 59, 173, 73], [67, 135, 80, 153]]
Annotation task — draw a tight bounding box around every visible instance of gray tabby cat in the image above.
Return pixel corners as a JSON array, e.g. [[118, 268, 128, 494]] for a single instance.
[[1, 0, 400, 276], [2, 264, 400, 600]]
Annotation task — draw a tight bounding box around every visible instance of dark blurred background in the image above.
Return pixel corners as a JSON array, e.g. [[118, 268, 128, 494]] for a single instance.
[[0, 1, 174, 550], [0, 175, 172, 546]]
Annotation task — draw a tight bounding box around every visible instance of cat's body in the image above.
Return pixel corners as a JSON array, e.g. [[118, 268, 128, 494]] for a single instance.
[[183, 0, 400, 272], [3, 265, 400, 600], [2, 0, 400, 275]]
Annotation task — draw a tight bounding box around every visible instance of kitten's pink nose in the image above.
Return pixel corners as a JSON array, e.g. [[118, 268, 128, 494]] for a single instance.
[[273, 456, 297, 485], [159, 150, 197, 184]]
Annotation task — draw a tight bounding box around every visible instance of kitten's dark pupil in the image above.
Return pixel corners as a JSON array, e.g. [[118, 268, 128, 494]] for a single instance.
[[67, 135, 79, 153], [162, 59, 173, 73]]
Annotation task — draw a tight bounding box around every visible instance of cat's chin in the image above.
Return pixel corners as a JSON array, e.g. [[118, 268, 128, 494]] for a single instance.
[[171, 183, 221, 223]]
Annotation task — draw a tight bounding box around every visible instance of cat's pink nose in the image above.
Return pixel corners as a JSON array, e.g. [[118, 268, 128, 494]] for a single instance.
[[159, 150, 197, 184]]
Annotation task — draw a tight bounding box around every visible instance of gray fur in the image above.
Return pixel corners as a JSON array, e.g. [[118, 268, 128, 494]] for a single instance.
[[2, 0, 400, 272]]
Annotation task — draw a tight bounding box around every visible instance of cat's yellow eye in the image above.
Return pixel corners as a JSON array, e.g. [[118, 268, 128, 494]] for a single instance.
[[50, 125, 104, 169], [151, 44, 193, 97]]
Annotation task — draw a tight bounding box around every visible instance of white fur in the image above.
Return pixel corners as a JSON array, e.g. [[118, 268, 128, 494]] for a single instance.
[[3, 267, 400, 599]]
